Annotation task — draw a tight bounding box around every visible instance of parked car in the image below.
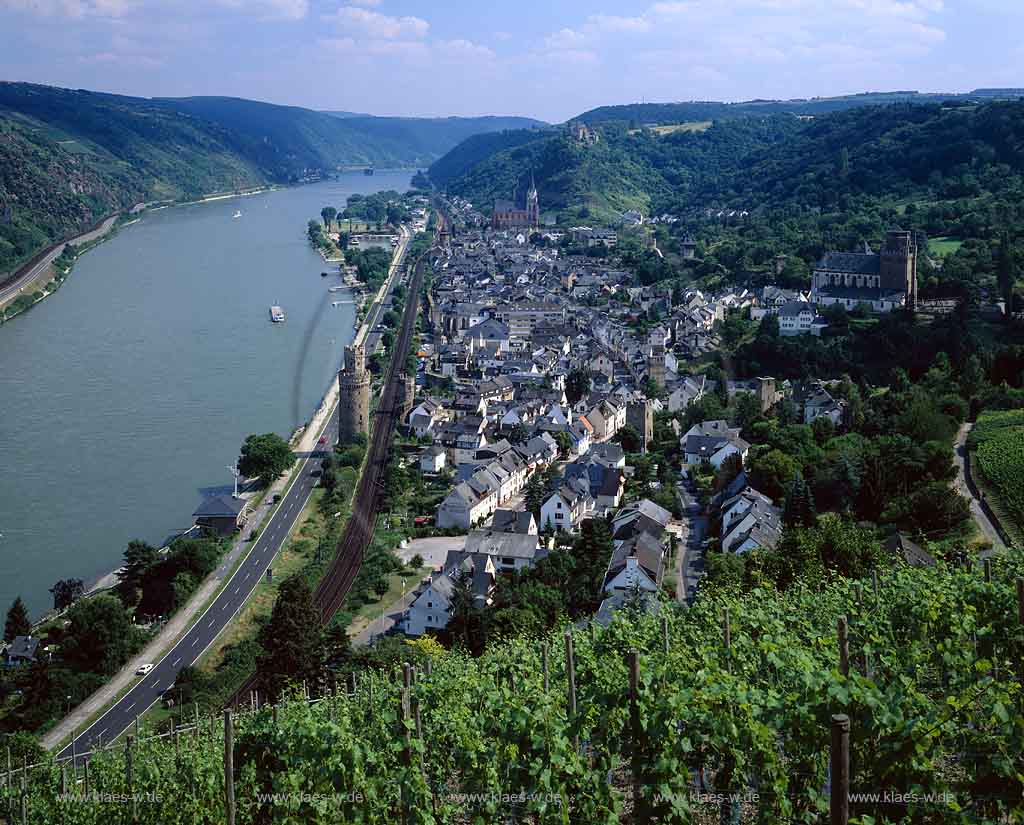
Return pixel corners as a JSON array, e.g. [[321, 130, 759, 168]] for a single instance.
[[135, 663, 154, 676]]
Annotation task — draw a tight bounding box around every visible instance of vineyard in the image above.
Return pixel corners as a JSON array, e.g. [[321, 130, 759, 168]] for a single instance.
[[2, 553, 1023, 824], [970, 410, 1024, 539]]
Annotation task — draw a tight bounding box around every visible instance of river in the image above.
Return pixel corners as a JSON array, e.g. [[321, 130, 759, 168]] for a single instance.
[[0, 172, 412, 617]]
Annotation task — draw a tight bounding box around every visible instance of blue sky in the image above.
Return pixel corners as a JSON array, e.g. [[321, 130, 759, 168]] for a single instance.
[[0, 0, 1020, 122]]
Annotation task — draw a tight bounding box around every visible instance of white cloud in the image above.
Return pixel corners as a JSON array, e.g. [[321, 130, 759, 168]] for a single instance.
[[0, 0, 135, 17], [438, 39, 496, 61], [324, 5, 429, 40], [347, 0, 379, 5], [79, 50, 162, 67]]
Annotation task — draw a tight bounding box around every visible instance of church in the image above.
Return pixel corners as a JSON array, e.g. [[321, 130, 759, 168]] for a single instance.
[[492, 175, 539, 231], [810, 229, 918, 313]]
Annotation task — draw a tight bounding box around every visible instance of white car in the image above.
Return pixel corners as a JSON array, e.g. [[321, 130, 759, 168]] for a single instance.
[[135, 663, 154, 676]]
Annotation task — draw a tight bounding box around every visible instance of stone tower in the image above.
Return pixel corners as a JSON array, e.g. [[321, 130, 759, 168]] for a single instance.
[[647, 343, 666, 390], [880, 229, 917, 308], [338, 343, 371, 443], [398, 372, 416, 422]]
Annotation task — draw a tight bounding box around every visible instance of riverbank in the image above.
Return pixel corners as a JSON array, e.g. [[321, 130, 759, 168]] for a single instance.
[[0, 171, 413, 622]]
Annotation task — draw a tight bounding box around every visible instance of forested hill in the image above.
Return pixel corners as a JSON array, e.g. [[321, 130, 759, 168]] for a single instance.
[[430, 99, 1024, 233], [574, 88, 1024, 125], [0, 83, 542, 278]]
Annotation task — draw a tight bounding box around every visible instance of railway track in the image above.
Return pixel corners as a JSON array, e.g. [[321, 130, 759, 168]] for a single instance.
[[228, 212, 445, 706]]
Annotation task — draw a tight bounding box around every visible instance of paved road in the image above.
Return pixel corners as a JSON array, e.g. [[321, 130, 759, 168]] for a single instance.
[[675, 479, 707, 604], [953, 421, 1006, 555], [56, 407, 339, 764], [0, 215, 119, 307], [54, 224, 413, 762]]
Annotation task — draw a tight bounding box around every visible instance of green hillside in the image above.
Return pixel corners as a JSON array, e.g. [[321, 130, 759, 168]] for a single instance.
[[432, 101, 1024, 301], [6, 552, 1023, 823], [575, 88, 1024, 125], [0, 83, 542, 278]]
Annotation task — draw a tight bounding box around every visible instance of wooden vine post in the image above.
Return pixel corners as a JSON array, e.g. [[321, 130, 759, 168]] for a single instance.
[[542, 642, 550, 693], [1017, 578, 1024, 702], [627, 649, 642, 817], [723, 608, 732, 674], [837, 617, 850, 677], [224, 709, 236, 825], [125, 735, 137, 824], [565, 629, 578, 750], [830, 715, 850, 825]]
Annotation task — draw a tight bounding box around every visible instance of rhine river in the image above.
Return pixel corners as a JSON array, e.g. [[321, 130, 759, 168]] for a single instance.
[[0, 172, 412, 616]]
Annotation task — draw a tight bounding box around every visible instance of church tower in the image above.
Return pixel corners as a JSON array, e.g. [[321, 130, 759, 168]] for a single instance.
[[880, 229, 917, 308], [526, 173, 539, 228]]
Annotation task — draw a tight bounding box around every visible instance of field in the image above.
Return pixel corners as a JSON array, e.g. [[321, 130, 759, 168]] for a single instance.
[[970, 409, 1024, 539], [630, 121, 713, 136], [929, 236, 963, 257]]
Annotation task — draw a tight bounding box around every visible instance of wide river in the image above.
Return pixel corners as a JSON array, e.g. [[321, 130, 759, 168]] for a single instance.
[[0, 172, 412, 616]]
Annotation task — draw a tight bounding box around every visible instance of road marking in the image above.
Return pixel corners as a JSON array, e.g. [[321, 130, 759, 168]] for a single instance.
[[208, 619, 215, 628], [172, 657, 181, 667], [126, 702, 135, 712], [192, 637, 199, 646], [98, 727, 108, 740]]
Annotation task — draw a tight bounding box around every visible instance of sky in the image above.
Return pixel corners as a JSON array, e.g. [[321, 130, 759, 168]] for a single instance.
[[0, 0, 1021, 122]]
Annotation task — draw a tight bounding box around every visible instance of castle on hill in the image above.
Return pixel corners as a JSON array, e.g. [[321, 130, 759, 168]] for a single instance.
[[492, 175, 539, 231], [811, 229, 918, 313]]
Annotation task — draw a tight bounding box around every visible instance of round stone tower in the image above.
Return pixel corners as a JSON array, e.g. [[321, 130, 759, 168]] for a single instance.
[[338, 343, 371, 443]]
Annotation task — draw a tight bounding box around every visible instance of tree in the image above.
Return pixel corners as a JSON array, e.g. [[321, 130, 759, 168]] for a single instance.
[[49, 578, 84, 611], [565, 368, 592, 406], [4, 596, 31, 641], [62, 594, 142, 675], [783, 471, 817, 527], [118, 539, 158, 602], [748, 449, 800, 501], [321, 206, 337, 229], [382, 309, 402, 329], [507, 423, 529, 444], [732, 391, 762, 434], [618, 424, 643, 453], [554, 430, 573, 458], [257, 575, 326, 700], [524, 473, 546, 523], [238, 433, 295, 486]]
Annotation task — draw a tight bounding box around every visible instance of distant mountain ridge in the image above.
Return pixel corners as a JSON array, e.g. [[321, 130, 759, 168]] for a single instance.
[[0, 82, 542, 278], [430, 94, 1024, 227], [573, 89, 1024, 125]]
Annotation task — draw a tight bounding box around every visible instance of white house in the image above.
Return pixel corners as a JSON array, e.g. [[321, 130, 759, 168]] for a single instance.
[[603, 532, 665, 595], [540, 484, 592, 533], [419, 445, 447, 474], [402, 574, 456, 637], [436, 477, 498, 530], [777, 301, 828, 337]]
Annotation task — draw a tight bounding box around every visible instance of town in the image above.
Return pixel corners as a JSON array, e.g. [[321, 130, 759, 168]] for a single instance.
[[340, 183, 957, 644]]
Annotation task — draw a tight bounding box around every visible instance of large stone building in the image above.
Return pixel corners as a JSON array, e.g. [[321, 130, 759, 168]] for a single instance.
[[338, 342, 371, 442], [810, 229, 918, 313], [492, 176, 539, 230]]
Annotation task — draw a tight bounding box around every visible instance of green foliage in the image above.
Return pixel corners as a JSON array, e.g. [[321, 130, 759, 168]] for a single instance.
[[257, 575, 326, 702], [346, 246, 392, 289], [973, 411, 1024, 532], [238, 432, 295, 486], [136, 535, 225, 618], [4, 596, 31, 642], [9, 552, 1024, 824], [61, 594, 147, 676]]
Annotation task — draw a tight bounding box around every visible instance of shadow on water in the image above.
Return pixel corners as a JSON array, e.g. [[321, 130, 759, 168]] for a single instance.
[[292, 292, 334, 432]]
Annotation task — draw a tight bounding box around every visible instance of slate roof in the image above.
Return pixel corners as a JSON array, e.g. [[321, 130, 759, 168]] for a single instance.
[[814, 251, 881, 275], [193, 495, 245, 518], [463, 530, 540, 560], [491, 509, 536, 534], [5, 635, 39, 661]]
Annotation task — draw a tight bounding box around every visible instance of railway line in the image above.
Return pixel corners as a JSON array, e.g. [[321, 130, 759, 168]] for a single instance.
[[228, 210, 445, 705]]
